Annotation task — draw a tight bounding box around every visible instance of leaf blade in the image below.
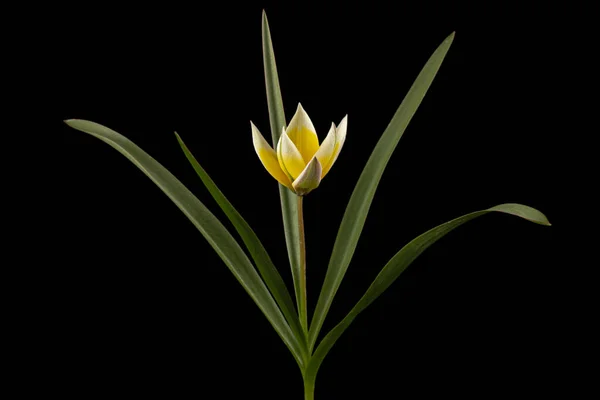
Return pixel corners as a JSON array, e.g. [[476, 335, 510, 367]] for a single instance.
[[309, 32, 456, 349], [65, 119, 307, 368], [262, 12, 306, 333], [306, 203, 550, 380], [174, 132, 305, 343]]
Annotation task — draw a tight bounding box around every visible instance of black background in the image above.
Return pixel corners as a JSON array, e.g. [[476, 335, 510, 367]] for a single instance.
[[26, 0, 575, 398]]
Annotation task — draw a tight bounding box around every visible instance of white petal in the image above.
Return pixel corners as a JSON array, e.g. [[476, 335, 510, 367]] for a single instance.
[[325, 115, 348, 174], [292, 156, 322, 196], [277, 128, 306, 180], [313, 122, 337, 178]]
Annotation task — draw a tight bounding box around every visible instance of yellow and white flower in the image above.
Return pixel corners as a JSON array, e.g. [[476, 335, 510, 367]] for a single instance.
[[251, 104, 347, 195]]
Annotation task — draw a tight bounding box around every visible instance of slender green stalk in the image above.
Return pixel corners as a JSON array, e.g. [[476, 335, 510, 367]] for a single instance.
[[304, 374, 315, 400], [298, 195, 311, 395], [297, 195, 308, 335]]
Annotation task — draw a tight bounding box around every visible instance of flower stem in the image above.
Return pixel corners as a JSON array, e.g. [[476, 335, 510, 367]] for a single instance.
[[297, 196, 308, 335], [304, 375, 315, 400]]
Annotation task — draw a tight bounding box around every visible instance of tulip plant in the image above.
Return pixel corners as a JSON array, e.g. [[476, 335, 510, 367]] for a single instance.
[[65, 12, 550, 400]]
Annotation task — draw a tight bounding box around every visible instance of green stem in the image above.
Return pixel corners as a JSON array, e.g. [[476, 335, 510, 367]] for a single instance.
[[304, 375, 315, 400], [298, 197, 313, 397], [297, 195, 308, 335]]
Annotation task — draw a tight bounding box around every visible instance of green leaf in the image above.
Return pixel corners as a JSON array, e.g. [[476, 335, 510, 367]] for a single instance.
[[64, 119, 307, 368], [305, 203, 550, 382], [262, 11, 307, 333], [174, 132, 305, 345], [309, 32, 456, 350], [262, 11, 286, 147]]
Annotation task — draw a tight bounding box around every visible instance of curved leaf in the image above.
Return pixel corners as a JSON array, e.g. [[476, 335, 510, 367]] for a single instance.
[[174, 133, 304, 344], [64, 119, 307, 368], [309, 32, 456, 349], [305, 203, 550, 381]]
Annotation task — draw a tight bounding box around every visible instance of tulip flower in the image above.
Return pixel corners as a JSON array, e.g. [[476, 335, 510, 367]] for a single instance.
[[251, 104, 348, 195]]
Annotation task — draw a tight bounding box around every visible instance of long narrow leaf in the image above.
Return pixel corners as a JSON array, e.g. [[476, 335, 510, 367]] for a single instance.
[[174, 133, 305, 344], [64, 119, 306, 368], [309, 32, 456, 349], [305, 203, 550, 381], [262, 11, 305, 331]]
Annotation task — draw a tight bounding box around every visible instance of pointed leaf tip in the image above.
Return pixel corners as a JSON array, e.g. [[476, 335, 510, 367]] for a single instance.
[[487, 203, 551, 226]]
